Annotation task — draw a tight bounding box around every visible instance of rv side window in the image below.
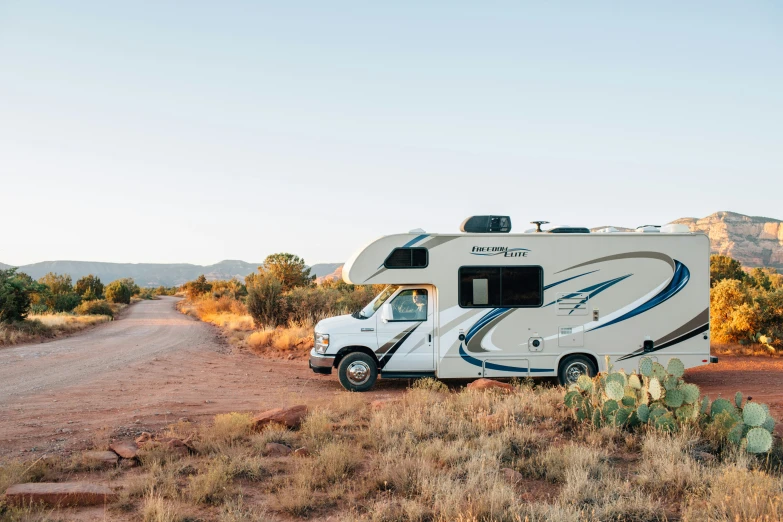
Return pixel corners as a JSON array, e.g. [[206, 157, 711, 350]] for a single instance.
[[384, 247, 428, 268], [459, 266, 543, 308]]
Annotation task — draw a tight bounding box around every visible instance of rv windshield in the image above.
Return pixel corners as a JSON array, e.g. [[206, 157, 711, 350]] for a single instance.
[[355, 285, 400, 319]]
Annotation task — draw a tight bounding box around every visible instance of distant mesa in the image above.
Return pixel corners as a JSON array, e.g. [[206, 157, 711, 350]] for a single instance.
[[2, 212, 781, 284]]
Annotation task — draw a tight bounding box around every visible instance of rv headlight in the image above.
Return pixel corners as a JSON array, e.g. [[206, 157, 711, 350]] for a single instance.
[[315, 333, 330, 354]]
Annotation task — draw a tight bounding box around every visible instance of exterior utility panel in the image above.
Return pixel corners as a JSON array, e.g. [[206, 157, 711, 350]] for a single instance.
[[310, 231, 711, 390]]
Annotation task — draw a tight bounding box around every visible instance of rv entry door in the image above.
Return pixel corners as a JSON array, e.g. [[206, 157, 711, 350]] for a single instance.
[[376, 286, 435, 372]]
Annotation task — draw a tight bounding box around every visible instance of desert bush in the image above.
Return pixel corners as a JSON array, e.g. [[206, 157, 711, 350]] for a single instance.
[[75, 274, 104, 300], [75, 299, 114, 317], [35, 272, 81, 312], [0, 268, 35, 322], [184, 275, 212, 299], [246, 271, 287, 328], [259, 253, 314, 292], [105, 280, 132, 304]]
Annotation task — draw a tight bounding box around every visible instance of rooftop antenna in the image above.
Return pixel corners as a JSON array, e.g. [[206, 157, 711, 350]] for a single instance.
[[530, 221, 549, 233]]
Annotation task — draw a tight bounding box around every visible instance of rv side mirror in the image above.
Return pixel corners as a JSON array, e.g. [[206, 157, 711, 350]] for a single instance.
[[381, 304, 393, 323]]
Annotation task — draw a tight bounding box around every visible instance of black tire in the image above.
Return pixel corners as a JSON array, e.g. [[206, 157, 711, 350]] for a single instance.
[[337, 352, 378, 392], [558, 355, 597, 386]]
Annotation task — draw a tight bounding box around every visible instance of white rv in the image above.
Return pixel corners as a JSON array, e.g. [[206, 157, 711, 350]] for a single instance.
[[309, 216, 715, 391]]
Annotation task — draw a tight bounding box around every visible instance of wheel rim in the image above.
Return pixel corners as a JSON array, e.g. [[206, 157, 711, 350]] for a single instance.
[[565, 362, 589, 384], [346, 361, 371, 385]]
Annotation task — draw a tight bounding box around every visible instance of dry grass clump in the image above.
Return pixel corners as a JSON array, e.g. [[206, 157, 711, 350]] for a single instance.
[[141, 490, 181, 522], [0, 314, 111, 346]]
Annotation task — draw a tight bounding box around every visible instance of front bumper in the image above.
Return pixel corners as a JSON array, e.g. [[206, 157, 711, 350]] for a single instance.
[[309, 351, 335, 375]]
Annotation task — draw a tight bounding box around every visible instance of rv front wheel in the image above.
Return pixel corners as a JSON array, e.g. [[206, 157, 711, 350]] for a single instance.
[[338, 352, 378, 392], [558, 355, 597, 386]]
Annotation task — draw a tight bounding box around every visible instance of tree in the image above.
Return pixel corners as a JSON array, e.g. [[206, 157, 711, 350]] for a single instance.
[[117, 278, 140, 296], [749, 267, 772, 291], [37, 272, 81, 312], [75, 274, 104, 301], [184, 275, 212, 299], [105, 280, 132, 304], [246, 271, 287, 328], [261, 253, 314, 292], [0, 268, 34, 323], [710, 255, 746, 287]]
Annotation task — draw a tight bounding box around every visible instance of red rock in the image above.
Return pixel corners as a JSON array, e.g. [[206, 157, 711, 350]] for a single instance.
[[292, 447, 310, 458], [135, 432, 152, 444], [466, 378, 514, 393], [253, 405, 308, 430], [4, 482, 117, 507], [82, 451, 118, 468], [109, 440, 138, 459], [501, 468, 523, 484], [264, 442, 293, 457]]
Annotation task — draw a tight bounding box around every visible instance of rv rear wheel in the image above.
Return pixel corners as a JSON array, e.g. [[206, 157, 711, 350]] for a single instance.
[[558, 355, 597, 386], [338, 352, 378, 392]]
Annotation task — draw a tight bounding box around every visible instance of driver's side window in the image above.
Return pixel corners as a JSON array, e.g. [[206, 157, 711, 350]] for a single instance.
[[389, 289, 428, 321]]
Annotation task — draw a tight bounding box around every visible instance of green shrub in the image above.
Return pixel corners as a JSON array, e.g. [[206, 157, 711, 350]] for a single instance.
[[246, 271, 287, 328], [0, 268, 34, 322], [75, 299, 114, 317], [105, 281, 132, 304], [75, 274, 104, 300], [184, 275, 212, 299]]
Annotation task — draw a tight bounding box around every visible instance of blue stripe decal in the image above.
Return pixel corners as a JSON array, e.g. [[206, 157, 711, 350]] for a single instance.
[[543, 270, 599, 291], [403, 234, 430, 248], [589, 260, 690, 332], [459, 344, 552, 373], [465, 308, 509, 343], [543, 274, 632, 307]]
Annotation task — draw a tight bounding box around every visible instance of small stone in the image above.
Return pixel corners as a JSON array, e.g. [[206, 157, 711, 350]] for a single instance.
[[264, 443, 293, 457], [82, 451, 118, 468], [501, 468, 523, 484], [253, 405, 308, 430], [135, 432, 152, 444], [109, 440, 138, 459], [293, 447, 310, 457], [466, 378, 514, 393], [4, 482, 117, 507]]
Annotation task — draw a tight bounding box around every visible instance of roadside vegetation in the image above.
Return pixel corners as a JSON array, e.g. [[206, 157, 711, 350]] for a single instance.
[[0, 268, 174, 347], [709, 255, 783, 356], [1, 374, 781, 521], [178, 253, 382, 357]]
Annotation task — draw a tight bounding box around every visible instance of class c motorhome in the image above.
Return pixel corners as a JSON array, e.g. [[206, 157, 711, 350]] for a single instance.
[[309, 216, 715, 391]]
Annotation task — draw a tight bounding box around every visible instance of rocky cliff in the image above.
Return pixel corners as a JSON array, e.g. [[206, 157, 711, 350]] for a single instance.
[[672, 212, 783, 269]]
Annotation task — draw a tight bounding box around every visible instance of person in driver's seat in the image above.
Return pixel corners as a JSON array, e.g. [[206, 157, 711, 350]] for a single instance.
[[410, 289, 427, 320], [394, 290, 427, 320]]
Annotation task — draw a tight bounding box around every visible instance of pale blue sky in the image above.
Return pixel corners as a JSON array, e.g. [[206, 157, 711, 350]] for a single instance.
[[1, 1, 781, 266]]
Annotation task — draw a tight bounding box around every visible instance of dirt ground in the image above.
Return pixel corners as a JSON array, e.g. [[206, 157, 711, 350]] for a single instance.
[[1, 297, 781, 459]]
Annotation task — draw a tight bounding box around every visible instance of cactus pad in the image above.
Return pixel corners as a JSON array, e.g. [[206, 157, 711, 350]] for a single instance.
[[710, 398, 736, 417], [745, 427, 773, 454], [700, 395, 710, 415], [636, 404, 650, 423], [649, 405, 668, 423], [665, 389, 684, 408], [655, 412, 676, 432], [734, 391, 743, 409], [762, 415, 775, 433], [564, 390, 582, 408], [667, 358, 685, 378], [664, 376, 680, 391], [742, 402, 767, 427], [675, 404, 695, 422], [639, 357, 653, 377], [628, 374, 642, 390], [576, 375, 593, 392], [606, 381, 624, 401], [728, 423, 745, 445], [602, 399, 619, 417], [681, 384, 700, 405], [606, 372, 627, 388], [649, 378, 662, 400], [615, 407, 633, 426], [592, 408, 602, 427], [622, 396, 637, 407]]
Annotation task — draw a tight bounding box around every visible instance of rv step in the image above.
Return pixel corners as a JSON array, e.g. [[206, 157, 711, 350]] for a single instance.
[[381, 371, 436, 379]]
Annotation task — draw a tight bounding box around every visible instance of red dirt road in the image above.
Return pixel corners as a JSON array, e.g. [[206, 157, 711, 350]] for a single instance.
[[0, 297, 780, 459]]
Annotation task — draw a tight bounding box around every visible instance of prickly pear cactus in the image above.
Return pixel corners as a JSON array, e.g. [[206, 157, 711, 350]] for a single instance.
[[700, 395, 710, 415], [655, 412, 676, 432], [649, 405, 668, 423], [728, 423, 745, 445], [652, 362, 667, 380], [667, 358, 685, 378], [742, 402, 767, 427], [564, 390, 582, 408], [745, 427, 773, 454], [606, 381, 624, 401], [606, 372, 627, 388], [615, 407, 633, 426], [681, 383, 700, 405], [675, 404, 696, 422], [639, 357, 653, 377], [649, 378, 662, 401], [735, 391, 743, 409], [710, 398, 736, 417], [628, 374, 642, 390], [621, 395, 636, 407], [576, 375, 593, 392], [665, 389, 684, 408], [664, 376, 680, 391], [762, 415, 775, 433], [603, 399, 619, 418], [636, 403, 650, 423]]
